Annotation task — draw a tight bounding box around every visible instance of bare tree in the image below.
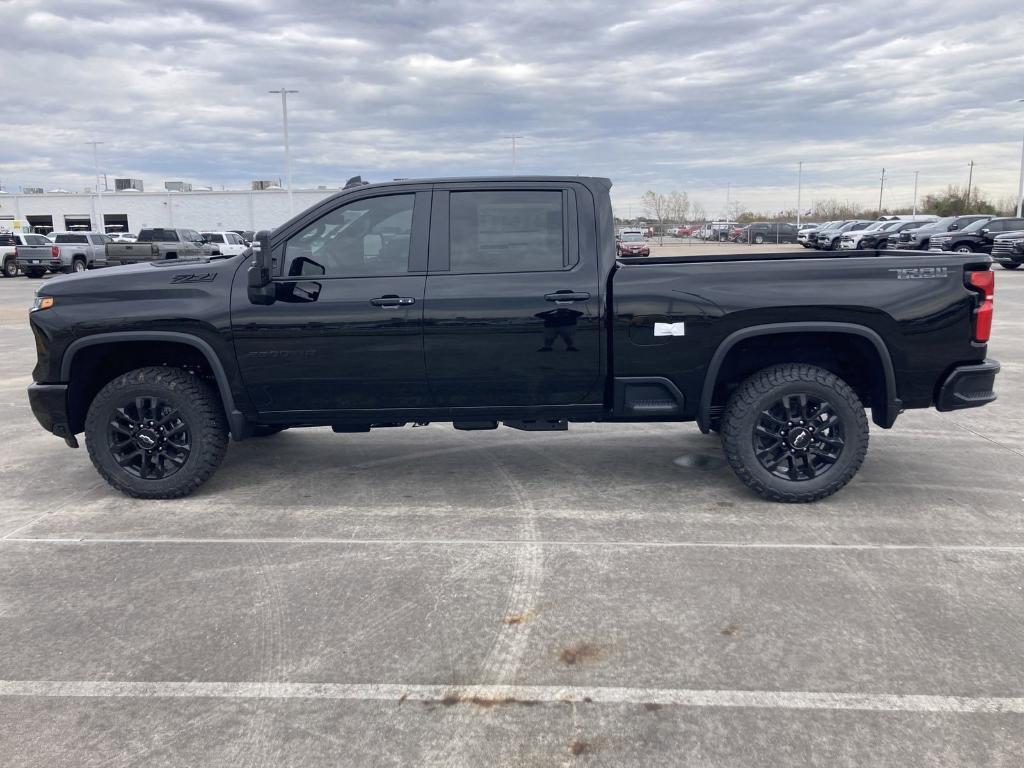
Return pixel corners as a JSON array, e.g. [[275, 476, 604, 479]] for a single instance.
[[690, 201, 706, 223], [641, 190, 670, 244], [667, 190, 690, 227]]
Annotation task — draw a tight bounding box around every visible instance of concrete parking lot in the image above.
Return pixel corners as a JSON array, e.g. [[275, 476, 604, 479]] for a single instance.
[[1, 264, 1022, 767]]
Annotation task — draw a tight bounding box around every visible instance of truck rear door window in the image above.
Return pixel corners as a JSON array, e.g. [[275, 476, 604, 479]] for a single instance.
[[449, 191, 565, 273], [54, 234, 89, 244]]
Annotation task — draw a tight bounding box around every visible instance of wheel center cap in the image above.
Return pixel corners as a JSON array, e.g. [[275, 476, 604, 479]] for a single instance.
[[135, 430, 158, 449], [788, 428, 811, 449]]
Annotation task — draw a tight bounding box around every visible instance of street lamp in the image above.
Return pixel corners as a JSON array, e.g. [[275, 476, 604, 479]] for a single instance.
[[1016, 99, 1024, 218], [85, 140, 104, 230], [269, 88, 299, 216], [502, 135, 523, 175]]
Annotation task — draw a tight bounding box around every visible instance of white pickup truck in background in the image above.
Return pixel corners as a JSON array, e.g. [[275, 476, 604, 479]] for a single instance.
[[1, 231, 53, 278]]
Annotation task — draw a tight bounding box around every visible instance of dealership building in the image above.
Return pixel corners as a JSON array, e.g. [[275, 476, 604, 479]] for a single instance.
[[0, 187, 341, 235]]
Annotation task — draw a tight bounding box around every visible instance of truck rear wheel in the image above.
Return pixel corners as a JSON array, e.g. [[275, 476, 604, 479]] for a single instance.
[[2, 258, 17, 278], [1001, 263, 1020, 270], [720, 364, 868, 503], [85, 366, 228, 499]]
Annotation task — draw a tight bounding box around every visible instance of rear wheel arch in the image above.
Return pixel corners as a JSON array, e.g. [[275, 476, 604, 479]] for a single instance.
[[62, 332, 246, 438], [699, 323, 899, 433]]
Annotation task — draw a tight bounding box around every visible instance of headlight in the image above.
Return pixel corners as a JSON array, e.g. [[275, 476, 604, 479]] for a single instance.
[[30, 295, 54, 312]]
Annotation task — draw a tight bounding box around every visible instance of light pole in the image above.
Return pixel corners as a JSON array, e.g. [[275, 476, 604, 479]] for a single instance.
[[85, 140, 104, 230], [1015, 99, 1024, 217], [966, 160, 975, 212], [913, 170, 919, 219], [269, 88, 299, 216], [503, 135, 523, 175], [877, 167, 886, 217], [796, 161, 802, 228]]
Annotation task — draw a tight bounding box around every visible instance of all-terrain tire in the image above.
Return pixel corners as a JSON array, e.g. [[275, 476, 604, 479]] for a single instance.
[[85, 366, 228, 499], [1001, 263, 1020, 270], [720, 364, 868, 503], [2, 257, 17, 278]]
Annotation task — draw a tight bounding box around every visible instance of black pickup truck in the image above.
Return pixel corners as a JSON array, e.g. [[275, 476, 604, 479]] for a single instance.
[[26, 177, 1000, 503]]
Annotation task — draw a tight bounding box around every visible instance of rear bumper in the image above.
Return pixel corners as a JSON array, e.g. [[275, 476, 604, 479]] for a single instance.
[[935, 359, 1000, 412], [27, 383, 77, 446]]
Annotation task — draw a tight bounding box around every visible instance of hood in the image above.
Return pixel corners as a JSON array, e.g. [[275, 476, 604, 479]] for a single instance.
[[37, 255, 245, 299]]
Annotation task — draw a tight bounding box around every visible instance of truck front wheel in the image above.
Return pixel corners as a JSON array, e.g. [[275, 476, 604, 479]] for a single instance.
[[720, 364, 868, 503], [85, 366, 228, 499]]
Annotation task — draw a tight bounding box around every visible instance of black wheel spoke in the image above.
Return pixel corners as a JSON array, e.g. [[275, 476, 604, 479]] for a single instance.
[[753, 391, 845, 482], [108, 394, 191, 481]]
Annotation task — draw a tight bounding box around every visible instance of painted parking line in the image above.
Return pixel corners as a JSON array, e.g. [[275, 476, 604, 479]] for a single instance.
[[3, 535, 1024, 552], [0, 680, 1021, 714]]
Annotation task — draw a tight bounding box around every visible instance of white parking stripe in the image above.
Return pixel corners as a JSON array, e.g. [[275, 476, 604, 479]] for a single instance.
[[2, 536, 1024, 552], [0, 680, 1021, 713]]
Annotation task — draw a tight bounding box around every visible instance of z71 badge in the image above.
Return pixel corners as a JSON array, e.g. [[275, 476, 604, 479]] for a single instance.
[[888, 267, 949, 280], [171, 273, 217, 284]]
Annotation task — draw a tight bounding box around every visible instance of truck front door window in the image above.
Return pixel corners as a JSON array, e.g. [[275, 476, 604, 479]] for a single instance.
[[284, 194, 415, 277]]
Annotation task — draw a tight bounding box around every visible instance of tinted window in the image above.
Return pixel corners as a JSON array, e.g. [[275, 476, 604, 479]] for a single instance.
[[449, 190, 564, 273], [27, 235, 48, 245], [54, 234, 89, 243], [285, 193, 414, 277], [0, 235, 16, 246], [205, 234, 226, 243], [138, 229, 180, 242]]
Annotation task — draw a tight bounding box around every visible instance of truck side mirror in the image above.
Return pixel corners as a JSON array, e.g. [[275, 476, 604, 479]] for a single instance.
[[247, 230, 276, 305]]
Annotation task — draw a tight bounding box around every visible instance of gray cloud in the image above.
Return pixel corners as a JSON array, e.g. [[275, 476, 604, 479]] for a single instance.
[[2, 0, 1023, 215]]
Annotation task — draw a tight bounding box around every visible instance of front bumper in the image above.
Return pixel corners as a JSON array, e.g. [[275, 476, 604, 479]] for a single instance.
[[27, 383, 78, 446], [935, 359, 1000, 412]]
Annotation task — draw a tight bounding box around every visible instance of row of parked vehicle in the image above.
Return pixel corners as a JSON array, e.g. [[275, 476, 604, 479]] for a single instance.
[[0, 229, 256, 278], [798, 215, 1024, 269]]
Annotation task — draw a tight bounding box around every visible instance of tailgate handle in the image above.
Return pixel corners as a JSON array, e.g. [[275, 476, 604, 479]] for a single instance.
[[545, 291, 590, 304], [370, 295, 415, 308]]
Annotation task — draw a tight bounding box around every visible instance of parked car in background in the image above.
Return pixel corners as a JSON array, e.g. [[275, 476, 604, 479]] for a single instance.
[[991, 232, 1024, 269], [815, 221, 873, 250], [854, 218, 936, 249], [2, 232, 54, 277], [796, 222, 830, 248], [673, 224, 699, 237], [931, 217, 1024, 254], [106, 228, 216, 266], [616, 232, 650, 256], [18, 232, 111, 277], [230, 230, 256, 244], [699, 221, 738, 241], [202, 231, 249, 256], [889, 215, 992, 250], [737, 222, 799, 244]]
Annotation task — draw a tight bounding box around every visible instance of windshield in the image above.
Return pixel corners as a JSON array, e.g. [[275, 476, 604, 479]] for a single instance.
[[138, 229, 180, 242], [622, 234, 644, 242], [54, 234, 88, 243]]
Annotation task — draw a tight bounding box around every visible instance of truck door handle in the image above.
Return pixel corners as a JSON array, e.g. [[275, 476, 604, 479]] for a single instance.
[[545, 291, 590, 304], [370, 295, 416, 308]]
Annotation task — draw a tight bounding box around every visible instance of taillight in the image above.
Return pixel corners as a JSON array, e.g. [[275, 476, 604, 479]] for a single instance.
[[967, 270, 994, 343], [51, 246, 59, 258]]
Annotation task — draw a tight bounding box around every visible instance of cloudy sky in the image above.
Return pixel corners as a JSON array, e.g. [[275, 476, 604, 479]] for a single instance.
[[2, 0, 1023, 217]]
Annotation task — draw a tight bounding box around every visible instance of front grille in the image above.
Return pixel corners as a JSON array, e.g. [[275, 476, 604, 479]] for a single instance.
[[992, 241, 1022, 255], [898, 232, 913, 243]]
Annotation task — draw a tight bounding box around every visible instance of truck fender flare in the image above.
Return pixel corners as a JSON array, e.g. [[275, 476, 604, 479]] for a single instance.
[[698, 322, 900, 432], [61, 331, 247, 438]]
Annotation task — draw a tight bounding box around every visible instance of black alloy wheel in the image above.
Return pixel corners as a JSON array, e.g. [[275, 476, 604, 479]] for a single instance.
[[86, 366, 228, 498], [752, 393, 844, 481], [108, 396, 192, 480]]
